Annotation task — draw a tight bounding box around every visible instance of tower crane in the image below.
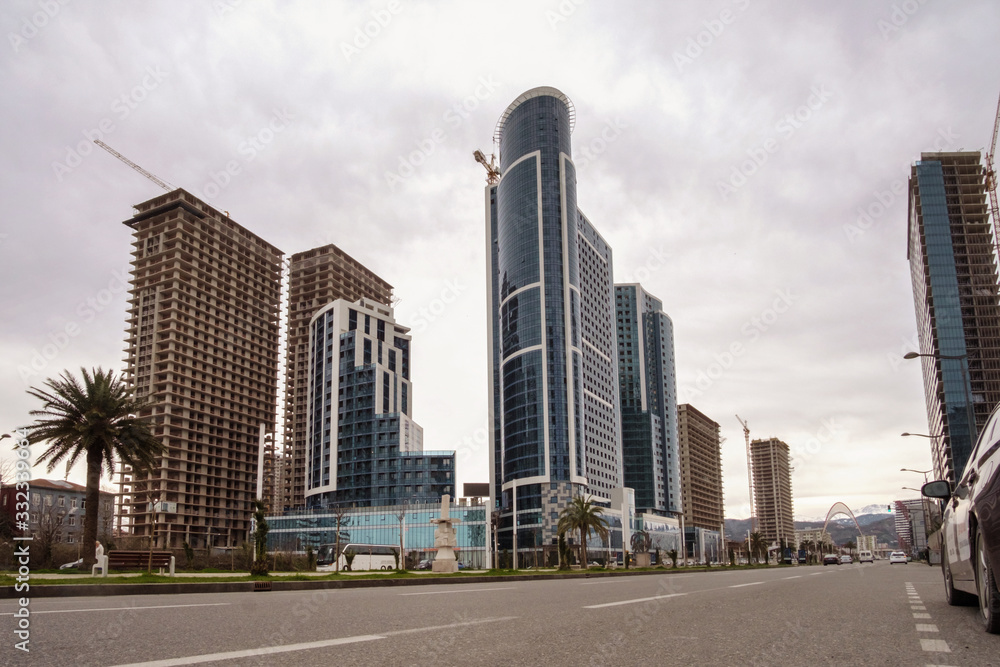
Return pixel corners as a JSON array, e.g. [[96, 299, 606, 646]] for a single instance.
[[736, 414, 755, 535], [94, 139, 175, 192], [473, 150, 500, 185], [986, 92, 1000, 267]]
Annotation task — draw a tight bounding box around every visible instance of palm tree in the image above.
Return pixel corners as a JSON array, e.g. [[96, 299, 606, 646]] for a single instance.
[[558, 495, 609, 570], [24, 367, 162, 568], [749, 531, 765, 564]]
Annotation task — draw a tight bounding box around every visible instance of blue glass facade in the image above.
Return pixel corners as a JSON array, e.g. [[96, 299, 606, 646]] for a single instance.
[[495, 90, 582, 489], [489, 88, 587, 557], [487, 88, 632, 566], [265, 502, 686, 568], [908, 153, 1000, 483], [615, 284, 681, 516], [305, 299, 454, 509]]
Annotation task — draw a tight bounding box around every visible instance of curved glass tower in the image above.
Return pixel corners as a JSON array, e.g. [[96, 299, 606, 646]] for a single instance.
[[487, 87, 588, 558]]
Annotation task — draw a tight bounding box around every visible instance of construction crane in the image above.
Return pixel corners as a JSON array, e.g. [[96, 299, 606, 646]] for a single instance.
[[94, 139, 175, 192], [473, 150, 500, 185], [736, 414, 755, 535], [986, 92, 1000, 267]]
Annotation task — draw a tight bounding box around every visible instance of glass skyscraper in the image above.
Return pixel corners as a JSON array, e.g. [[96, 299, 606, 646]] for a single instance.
[[615, 284, 681, 516], [907, 152, 1000, 483], [486, 87, 622, 559], [304, 298, 454, 508]]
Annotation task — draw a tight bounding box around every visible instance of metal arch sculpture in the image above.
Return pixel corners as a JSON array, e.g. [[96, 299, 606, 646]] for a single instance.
[[822, 502, 864, 536]]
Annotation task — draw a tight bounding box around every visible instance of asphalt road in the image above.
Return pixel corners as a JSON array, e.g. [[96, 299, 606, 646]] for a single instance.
[[3, 561, 998, 666]]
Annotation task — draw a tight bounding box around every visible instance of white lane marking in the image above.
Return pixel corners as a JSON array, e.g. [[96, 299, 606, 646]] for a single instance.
[[781, 576, 802, 580], [809, 572, 826, 576], [582, 575, 692, 585], [109, 616, 517, 666], [399, 587, 516, 596], [0, 602, 230, 616], [919, 638, 951, 652], [729, 582, 763, 588], [911, 605, 926, 610], [382, 616, 518, 636], [584, 593, 686, 609], [110, 635, 385, 666], [915, 624, 939, 632], [913, 612, 931, 619]]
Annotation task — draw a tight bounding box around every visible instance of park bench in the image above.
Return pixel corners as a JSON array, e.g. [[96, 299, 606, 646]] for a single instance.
[[93, 550, 176, 577]]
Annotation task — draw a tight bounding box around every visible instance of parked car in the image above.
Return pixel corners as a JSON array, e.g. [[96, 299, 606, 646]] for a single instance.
[[840, 555, 853, 564], [889, 551, 908, 565], [923, 402, 1000, 635], [823, 554, 840, 565], [416, 559, 432, 570]]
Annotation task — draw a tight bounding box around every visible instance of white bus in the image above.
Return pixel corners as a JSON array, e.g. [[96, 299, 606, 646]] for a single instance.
[[317, 543, 400, 571]]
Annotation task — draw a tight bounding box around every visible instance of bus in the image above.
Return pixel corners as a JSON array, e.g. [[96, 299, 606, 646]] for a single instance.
[[316, 543, 400, 571]]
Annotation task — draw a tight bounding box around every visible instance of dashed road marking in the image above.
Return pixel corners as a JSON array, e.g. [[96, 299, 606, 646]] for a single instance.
[[919, 638, 951, 652], [915, 624, 938, 632]]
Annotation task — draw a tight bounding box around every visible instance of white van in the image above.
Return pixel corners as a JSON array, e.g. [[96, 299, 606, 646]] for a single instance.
[[858, 550, 874, 563]]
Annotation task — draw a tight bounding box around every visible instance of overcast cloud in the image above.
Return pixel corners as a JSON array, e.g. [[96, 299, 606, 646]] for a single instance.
[[2, 0, 998, 520]]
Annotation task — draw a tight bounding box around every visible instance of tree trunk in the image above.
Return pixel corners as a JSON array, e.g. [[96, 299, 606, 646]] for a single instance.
[[81, 446, 101, 569], [580, 528, 588, 570]]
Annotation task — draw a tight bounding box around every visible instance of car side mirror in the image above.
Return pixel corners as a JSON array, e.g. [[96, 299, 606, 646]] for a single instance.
[[921, 480, 951, 499]]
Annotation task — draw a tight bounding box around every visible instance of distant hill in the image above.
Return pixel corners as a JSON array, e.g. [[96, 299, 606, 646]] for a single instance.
[[724, 514, 899, 548]]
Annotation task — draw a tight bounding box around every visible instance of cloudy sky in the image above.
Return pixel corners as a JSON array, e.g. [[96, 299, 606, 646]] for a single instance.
[[2, 0, 998, 521]]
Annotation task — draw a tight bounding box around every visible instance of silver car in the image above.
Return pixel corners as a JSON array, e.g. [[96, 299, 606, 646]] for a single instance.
[[923, 402, 1000, 635]]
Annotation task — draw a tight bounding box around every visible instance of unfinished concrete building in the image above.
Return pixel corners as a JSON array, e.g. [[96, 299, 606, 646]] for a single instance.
[[280, 245, 393, 511], [750, 437, 794, 547], [118, 189, 283, 549], [907, 151, 1000, 483], [677, 404, 724, 532]]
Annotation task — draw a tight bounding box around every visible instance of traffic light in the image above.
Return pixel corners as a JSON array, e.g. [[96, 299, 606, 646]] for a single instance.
[[888, 505, 893, 512]]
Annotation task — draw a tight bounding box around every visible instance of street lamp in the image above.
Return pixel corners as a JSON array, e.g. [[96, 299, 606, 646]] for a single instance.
[[899, 467, 932, 484], [903, 352, 978, 476]]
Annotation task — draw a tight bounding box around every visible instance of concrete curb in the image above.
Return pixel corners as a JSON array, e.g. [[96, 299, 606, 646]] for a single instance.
[[2, 567, 685, 599]]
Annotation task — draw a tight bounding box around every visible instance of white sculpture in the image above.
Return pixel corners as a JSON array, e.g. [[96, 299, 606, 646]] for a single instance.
[[431, 494, 461, 573]]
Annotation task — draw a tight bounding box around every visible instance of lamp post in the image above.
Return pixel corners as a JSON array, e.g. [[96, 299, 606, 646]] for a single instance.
[[903, 352, 978, 478], [899, 465, 932, 485]]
